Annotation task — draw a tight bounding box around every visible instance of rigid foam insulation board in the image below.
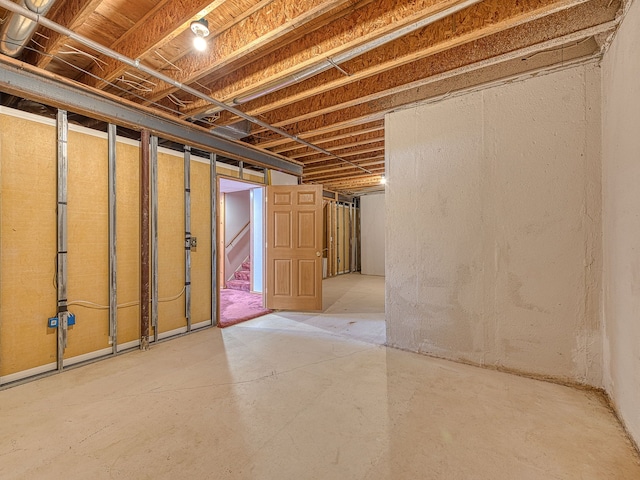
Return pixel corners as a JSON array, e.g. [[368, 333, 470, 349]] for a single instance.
[[115, 140, 140, 347], [65, 129, 110, 359], [190, 160, 211, 325], [0, 113, 58, 377], [157, 150, 186, 333]]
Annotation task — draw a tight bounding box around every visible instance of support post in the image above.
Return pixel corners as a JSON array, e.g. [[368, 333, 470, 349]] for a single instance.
[[108, 123, 117, 353], [150, 135, 159, 343], [210, 153, 218, 326], [184, 146, 192, 331], [335, 202, 340, 274], [238, 160, 244, 179], [140, 130, 150, 351], [56, 109, 68, 370], [349, 203, 354, 273]]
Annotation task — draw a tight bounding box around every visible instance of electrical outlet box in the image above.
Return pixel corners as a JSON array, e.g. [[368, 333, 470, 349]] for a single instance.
[[190, 237, 197, 248], [47, 313, 76, 328]]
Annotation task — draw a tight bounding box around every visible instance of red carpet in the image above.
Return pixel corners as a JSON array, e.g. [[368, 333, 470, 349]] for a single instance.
[[219, 288, 272, 328]]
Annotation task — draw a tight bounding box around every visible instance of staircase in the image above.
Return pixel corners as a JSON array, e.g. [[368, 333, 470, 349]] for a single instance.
[[226, 259, 251, 292]]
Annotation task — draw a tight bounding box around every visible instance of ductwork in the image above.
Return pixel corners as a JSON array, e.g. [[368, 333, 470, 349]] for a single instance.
[[210, 120, 252, 140], [0, 0, 57, 58]]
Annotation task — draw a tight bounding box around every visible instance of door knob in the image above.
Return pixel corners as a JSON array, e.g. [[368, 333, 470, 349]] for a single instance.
[[316, 251, 321, 257]]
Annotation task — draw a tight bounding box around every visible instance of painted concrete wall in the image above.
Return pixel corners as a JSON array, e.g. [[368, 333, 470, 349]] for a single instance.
[[270, 170, 298, 185], [386, 64, 602, 386], [251, 187, 264, 293], [602, 0, 640, 448], [361, 193, 385, 276], [225, 190, 251, 279]]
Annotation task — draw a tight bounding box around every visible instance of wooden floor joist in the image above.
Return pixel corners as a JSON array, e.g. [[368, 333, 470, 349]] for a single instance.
[[213, 0, 596, 130], [0, 0, 625, 194]]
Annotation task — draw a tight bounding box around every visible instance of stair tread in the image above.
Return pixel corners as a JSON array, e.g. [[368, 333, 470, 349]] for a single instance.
[[227, 279, 250, 292]]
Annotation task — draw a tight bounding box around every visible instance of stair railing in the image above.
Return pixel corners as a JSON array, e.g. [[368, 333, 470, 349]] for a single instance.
[[225, 220, 250, 251], [225, 221, 251, 283]]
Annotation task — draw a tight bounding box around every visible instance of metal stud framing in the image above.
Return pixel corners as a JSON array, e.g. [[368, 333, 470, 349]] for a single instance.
[[140, 130, 151, 350], [184, 146, 192, 331], [150, 135, 159, 343], [108, 123, 117, 353], [349, 203, 354, 272], [56, 109, 68, 371], [210, 153, 218, 327]]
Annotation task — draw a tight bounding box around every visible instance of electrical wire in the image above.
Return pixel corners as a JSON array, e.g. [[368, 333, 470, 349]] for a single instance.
[[18, 43, 186, 118], [0, 0, 375, 176], [67, 287, 186, 310]]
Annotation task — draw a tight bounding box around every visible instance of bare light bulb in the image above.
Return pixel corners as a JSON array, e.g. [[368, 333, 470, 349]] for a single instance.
[[193, 35, 207, 52], [380, 175, 387, 185], [190, 18, 210, 52]]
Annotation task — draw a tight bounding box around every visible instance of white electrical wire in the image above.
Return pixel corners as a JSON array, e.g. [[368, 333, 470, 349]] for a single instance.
[[66, 287, 186, 310]]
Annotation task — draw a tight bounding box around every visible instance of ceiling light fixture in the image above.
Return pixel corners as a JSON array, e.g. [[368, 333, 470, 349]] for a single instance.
[[190, 18, 209, 52]]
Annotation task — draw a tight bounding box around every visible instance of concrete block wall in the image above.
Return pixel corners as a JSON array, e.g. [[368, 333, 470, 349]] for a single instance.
[[601, 0, 640, 449], [360, 193, 385, 276]]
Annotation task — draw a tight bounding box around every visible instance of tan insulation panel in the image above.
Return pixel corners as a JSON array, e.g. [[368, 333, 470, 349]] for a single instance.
[[115, 141, 140, 345], [158, 150, 186, 333], [0, 114, 57, 376], [190, 160, 211, 325], [65, 130, 110, 358], [214, 166, 263, 184]]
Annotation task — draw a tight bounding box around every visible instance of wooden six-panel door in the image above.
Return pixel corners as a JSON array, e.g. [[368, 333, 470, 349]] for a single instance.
[[266, 185, 322, 311]]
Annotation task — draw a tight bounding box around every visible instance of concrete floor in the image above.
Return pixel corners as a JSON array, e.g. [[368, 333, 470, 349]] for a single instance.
[[1, 274, 639, 479]]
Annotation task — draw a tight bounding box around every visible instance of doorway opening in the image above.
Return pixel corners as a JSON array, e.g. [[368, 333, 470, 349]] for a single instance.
[[217, 177, 270, 327]]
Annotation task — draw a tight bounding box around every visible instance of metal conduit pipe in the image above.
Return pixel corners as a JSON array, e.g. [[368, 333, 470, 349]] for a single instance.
[[232, 0, 483, 105], [0, 0, 476, 177], [0, 0, 57, 57]]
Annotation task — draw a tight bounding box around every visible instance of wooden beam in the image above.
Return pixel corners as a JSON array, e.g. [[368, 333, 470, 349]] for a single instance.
[[305, 154, 385, 170], [26, 0, 103, 69], [322, 175, 385, 188], [306, 166, 386, 182], [302, 144, 385, 165], [137, 0, 354, 103], [304, 159, 385, 175], [255, 113, 386, 149], [243, 0, 600, 133], [289, 133, 384, 159], [252, 3, 618, 147], [78, 0, 231, 89], [270, 122, 384, 153], [178, 0, 482, 117], [140, 129, 151, 351]]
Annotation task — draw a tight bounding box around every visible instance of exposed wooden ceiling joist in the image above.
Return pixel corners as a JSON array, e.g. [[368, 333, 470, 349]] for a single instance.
[[272, 123, 384, 154], [0, 0, 626, 194], [138, 0, 357, 104], [216, 0, 597, 131], [250, 0, 619, 147], [178, 0, 485, 118], [26, 0, 103, 69]]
